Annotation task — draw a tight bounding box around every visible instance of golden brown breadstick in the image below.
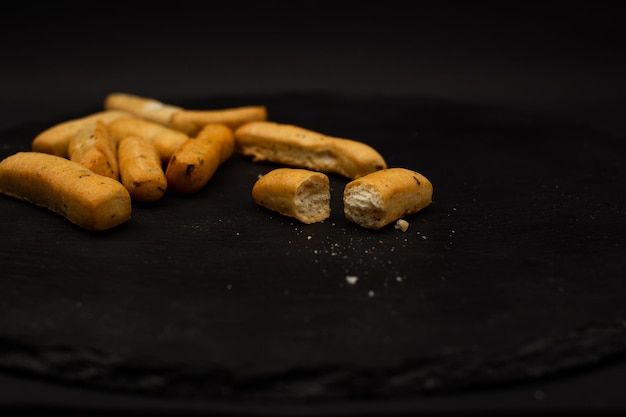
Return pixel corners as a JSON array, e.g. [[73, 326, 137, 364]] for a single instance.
[[0, 152, 131, 231], [104, 92, 184, 126], [108, 116, 189, 163], [170, 106, 268, 137], [234, 121, 387, 179], [31, 110, 131, 158], [343, 167, 433, 230], [252, 168, 330, 224], [117, 135, 167, 202], [165, 123, 235, 194], [67, 120, 119, 180]]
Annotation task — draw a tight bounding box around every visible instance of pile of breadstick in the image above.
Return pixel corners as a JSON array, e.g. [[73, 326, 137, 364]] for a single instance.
[[0, 93, 433, 232]]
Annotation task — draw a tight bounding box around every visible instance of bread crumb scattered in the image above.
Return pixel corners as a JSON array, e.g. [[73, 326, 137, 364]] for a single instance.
[[394, 219, 409, 232], [368, 290, 375, 297], [345, 275, 359, 285]]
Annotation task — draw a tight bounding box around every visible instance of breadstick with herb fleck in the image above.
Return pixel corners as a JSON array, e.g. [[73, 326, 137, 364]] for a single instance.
[[68, 120, 119, 180], [108, 116, 189, 164], [343, 167, 433, 230], [118, 135, 167, 202], [165, 123, 235, 194]]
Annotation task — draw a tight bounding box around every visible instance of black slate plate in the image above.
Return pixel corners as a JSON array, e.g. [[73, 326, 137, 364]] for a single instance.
[[1, 92, 625, 404]]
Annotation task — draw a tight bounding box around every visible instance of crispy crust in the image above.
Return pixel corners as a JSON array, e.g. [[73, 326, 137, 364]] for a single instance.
[[0, 152, 131, 231], [234, 121, 387, 179], [108, 116, 189, 164], [68, 120, 119, 180], [31, 110, 131, 158], [171, 106, 268, 137], [165, 123, 235, 194], [252, 168, 330, 224], [343, 168, 433, 230], [118, 136, 167, 203], [104, 92, 184, 126]]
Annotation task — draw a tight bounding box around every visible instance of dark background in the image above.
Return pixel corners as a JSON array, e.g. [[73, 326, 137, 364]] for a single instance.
[[1, 1, 625, 415]]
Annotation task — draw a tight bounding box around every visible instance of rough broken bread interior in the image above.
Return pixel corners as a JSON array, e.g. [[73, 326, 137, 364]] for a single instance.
[[343, 167, 433, 230], [252, 168, 330, 224]]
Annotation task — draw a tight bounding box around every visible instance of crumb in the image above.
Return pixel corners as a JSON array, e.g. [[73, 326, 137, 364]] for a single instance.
[[368, 290, 375, 297], [345, 275, 359, 285], [394, 219, 409, 232]]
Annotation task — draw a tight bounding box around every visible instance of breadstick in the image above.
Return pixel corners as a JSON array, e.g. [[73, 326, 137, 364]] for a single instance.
[[165, 123, 235, 194], [117, 135, 167, 202], [170, 106, 268, 137], [234, 121, 387, 179], [67, 120, 119, 180], [0, 152, 131, 231], [104, 92, 183, 126], [31, 109, 131, 158], [343, 168, 433, 230], [252, 168, 330, 224], [108, 116, 189, 163]]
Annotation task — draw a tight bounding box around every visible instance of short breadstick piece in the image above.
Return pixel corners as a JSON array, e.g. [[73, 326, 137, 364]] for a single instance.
[[0, 152, 131, 231], [31, 110, 131, 158], [104, 92, 184, 126], [165, 123, 235, 194], [118, 136, 167, 202], [234, 121, 387, 179], [343, 168, 433, 230], [68, 120, 119, 180], [252, 168, 330, 224], [108, 116, 189, 163], [170, 106, 268, 137]]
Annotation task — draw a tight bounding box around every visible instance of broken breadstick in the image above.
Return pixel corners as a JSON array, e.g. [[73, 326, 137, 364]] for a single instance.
[[343, 167, 433, 230], [252, 168, 331, 224]]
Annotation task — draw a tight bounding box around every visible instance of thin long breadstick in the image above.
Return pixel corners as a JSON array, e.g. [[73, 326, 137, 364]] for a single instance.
[[234, 121, 387, 179], [104, 92, 183, 126], [170, 106, 268, 137]]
